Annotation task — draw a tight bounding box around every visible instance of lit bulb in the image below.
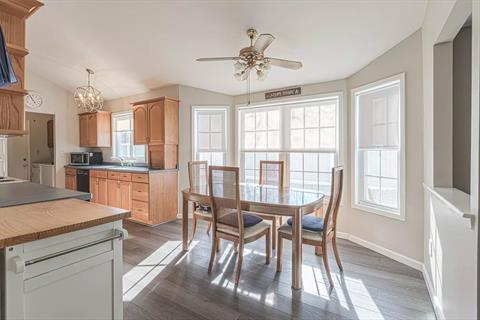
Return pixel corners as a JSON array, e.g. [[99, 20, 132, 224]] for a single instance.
[[234, 61, 244, 72], [257, 69, 266, 81]]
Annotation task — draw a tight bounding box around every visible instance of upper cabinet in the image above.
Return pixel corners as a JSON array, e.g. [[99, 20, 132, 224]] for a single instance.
[[133, 104, 148, 145], [78, 111, 112, 147], [132, 97, 179, 169], [133, 97, 179, 145], [0, 0, 43, 135]]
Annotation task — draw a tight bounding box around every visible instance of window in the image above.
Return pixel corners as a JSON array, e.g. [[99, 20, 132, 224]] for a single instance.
[[238, 94, 341, 194], [192, 107, 228, 166], [112, 112, 146, 162], [352, 74, 405, 220]]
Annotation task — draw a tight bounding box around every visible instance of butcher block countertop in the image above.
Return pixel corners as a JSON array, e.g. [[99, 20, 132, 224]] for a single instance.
[[0, 199, 131, 248]]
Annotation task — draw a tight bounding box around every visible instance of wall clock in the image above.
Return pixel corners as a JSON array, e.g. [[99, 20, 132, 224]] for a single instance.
[[25, 91, 43, 109]]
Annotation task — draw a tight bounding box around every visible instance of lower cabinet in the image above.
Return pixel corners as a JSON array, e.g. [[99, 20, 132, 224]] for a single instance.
[[130, 171, 178, 225], [89, 170, 108, 205], [88, 169, 178, 226], [64, 168, 77, 190], [2, 221, 125, 320]]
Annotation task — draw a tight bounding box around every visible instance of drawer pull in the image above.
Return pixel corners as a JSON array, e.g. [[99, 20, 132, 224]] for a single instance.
[[24, 229, 128, 267]]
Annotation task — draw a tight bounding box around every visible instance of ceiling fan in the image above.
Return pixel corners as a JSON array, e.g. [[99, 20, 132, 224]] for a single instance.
[[196, 28, 303, 81]]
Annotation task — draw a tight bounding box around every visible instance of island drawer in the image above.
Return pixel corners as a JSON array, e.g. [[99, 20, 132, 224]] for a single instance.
[[132, 173, 149, 183], [132, 183, 149, 201]]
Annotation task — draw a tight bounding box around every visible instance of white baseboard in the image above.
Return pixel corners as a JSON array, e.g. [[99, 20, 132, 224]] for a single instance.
[[336, 232, 423, 271], [422, 264, 445, 320]]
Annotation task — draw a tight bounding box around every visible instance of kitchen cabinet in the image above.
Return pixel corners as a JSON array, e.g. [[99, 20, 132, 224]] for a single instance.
[[78, 111, 112, 147], [0, 0, 43, 135], [133, 104, 148, 145], [2, 214, 126, 320], [132, 97, 179, 169], [107, 171, 132, 211], [129, 171, 178, 225], [89, 170, 108, 205], [65, 168, 77, 190]]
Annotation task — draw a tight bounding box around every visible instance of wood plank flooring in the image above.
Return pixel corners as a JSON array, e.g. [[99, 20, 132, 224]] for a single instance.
[[122, 220, 436, 320]]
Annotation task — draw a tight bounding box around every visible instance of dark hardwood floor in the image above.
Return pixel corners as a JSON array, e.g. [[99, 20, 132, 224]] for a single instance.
[[122, 220, 435, 320]]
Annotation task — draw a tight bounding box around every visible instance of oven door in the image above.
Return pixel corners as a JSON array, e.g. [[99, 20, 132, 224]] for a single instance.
[[70, 153, 89, 165]]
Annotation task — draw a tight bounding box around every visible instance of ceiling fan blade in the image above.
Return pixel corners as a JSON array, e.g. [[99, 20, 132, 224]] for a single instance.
[[267, 58, 303, 70], [196, 57, 240, 62], [253, 34, 275, 53]]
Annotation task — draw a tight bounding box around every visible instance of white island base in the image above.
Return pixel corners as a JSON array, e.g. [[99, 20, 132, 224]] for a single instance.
[[1, 221, 126, 320]]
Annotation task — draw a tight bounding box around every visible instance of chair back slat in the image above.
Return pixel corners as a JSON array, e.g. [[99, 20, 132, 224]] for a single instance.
[[259, 160, 284, 188], [323, 166, 343, 237], [208, 166, 243, 234], [188, 160, 208, 191]]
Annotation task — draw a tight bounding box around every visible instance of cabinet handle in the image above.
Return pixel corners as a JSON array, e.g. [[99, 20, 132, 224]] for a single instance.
[[24, 229, 128, 267], [11, 256, 25, 274]]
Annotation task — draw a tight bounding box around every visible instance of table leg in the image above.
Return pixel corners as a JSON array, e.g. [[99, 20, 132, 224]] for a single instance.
[[182, 196, 189, 251], [292, 209, 302, 290]]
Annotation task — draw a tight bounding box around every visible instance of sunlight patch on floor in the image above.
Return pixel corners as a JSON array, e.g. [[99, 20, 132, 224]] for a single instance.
[[123, 240, 199, 302]]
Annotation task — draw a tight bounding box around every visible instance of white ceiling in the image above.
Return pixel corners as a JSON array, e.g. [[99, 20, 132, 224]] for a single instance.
[[27, 0, 427, 100]]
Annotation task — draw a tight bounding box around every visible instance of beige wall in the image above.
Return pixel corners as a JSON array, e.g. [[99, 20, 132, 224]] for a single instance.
[[346, 30, 425, 262], [26, 71, 84, 187]]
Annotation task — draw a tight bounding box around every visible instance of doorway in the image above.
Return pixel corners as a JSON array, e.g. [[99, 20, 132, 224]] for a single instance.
[[7, 112, 55, 186]]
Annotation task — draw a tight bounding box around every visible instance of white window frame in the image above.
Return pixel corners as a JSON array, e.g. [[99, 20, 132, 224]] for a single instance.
[[235, 92, 345, 192], [191, 106, 229, 165], [351, 73, 406, 221], [111, 111, 146, 162]]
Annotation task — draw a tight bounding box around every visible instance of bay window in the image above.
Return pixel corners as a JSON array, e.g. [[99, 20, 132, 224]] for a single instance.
[[238, 94, 341, 194], [352, 74, 405, 220], [192, 107, 228, 166]]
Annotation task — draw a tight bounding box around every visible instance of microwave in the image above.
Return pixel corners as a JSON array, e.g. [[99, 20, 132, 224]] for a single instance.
[[70, 152, 103, 166]]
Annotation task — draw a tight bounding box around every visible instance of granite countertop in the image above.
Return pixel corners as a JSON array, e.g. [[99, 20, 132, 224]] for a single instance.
[[0, 182, 91, 208], [65, 164, 178, 173]]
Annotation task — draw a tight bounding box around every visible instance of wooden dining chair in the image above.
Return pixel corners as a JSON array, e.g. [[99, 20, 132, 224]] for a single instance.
[[277, 166, 344, 289], [255, 160, 284, 250], [188, 160, 212, 240], [208, 166, 271, 285]]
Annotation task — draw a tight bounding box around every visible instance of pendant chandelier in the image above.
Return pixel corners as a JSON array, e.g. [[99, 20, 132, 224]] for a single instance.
[[74, 68, 103, 113]]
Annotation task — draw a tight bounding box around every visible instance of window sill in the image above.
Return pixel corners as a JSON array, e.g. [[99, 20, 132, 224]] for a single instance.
[[423, 183, 474, 226], [352, 202, 405, 221]]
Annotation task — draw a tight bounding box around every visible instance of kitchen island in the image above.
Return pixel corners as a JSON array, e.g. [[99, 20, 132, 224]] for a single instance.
[[0, 183, 130, 320]]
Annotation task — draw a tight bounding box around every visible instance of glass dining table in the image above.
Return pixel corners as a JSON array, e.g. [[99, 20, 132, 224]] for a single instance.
[[181, 183, 325, 290]]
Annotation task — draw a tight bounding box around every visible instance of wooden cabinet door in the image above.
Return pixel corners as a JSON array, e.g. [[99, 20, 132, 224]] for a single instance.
[[107, 179, 120, 208], [79, 114, 89, 147], [133, 105, 148, 145], [65, 174, 76, 190], [97, 178, 108, 205], [147, 101, 165, 145], [87, 114, 97, 147], [164, 99, 179, 144], [119, 181, 132, 210], [89, 176, 97, 203]]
